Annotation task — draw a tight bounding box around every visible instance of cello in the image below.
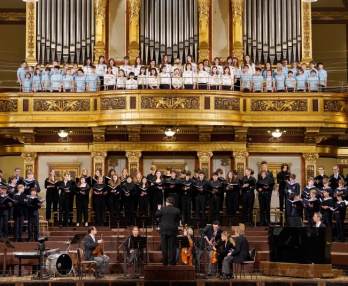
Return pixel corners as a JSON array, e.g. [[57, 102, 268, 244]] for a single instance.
[[180, 226, 194, 266], [92, 234, 104, 256]]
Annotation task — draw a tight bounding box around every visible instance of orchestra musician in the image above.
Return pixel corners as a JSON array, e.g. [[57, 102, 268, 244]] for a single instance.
[[26, 188, 43, 241], [215, 231, 233, 277], [122, 226, 145, 278], [83, 226, 110, 278], [221, 225, 250, 280], [44, 169, 58, 222], [180, 226, 194, 266], [203, 221, 222, 276]]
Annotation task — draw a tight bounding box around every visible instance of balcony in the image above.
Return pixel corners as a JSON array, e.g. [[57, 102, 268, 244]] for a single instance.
[[0, 90, 346, 128]]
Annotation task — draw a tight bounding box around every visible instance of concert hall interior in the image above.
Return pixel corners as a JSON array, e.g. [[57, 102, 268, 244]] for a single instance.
[[0, 0, 347, 285]]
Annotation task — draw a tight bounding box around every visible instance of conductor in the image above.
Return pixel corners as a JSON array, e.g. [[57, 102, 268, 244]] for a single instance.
[[156, 197, 181, 265]]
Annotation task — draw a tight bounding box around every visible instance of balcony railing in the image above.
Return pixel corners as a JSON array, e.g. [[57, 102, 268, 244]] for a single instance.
[[0, 90, 346, 128]]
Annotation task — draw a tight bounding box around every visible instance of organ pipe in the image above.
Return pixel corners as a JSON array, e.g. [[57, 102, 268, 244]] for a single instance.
[[244, 0, 302, 64], [140, 0, 198, 64], [36, 0, 95, 64]]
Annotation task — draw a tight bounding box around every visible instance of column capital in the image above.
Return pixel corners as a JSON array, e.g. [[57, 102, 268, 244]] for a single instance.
[[233, 151, 249, 160], [91, 151, 107, 159], [21, 152, 37, 162], [197, 151, 213, 161], [302, 153, 319, 162], [126, 151, 142, 161]]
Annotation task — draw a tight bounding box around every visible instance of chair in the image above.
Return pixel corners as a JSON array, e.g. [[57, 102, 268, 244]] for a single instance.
[[234, 248, 257, 279], [76, 248, 97, 280]]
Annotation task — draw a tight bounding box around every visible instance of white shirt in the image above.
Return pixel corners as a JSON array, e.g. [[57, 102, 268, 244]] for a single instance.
[[137, 74, 147, 86], [159, 73, 171, 85], [197, 70, 209, 83], [111, 66, 119, 76], [126, 78, 138, 90], [182, 71, 195, 85], [132, 65, 141, 76], [120, 65, 133, 76], [147, 75, 159, 87], [116, 77, 126, 89], [172, 76, 183, 89], [209, 74, 221, 86], [96, 64, 107, 77], [160, 64, 173, 74], [90, 233, 96, 242], [104, 74, 116, 86], [221, 74, 234, 86]]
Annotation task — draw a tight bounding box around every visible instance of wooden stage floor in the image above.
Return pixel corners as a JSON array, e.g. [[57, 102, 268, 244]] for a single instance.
[[1, 274, 348, 286]]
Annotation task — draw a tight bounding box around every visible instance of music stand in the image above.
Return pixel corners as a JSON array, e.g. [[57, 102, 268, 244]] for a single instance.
[[133, 237, 147, 278], [0, 238, 14, 276]]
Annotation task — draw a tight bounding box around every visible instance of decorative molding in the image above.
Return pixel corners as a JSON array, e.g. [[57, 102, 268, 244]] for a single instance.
[[0, 99, 18, 112], [302, 153, 319, 163], [323, 100, 345, 112], [215, 97, 240, 111], [141, 96, 200, 109], [25, 2, 36, 65], [230, 0, 244, 61], [33, 99, 90, 112], [128, 0, 141, 61], [0, 9, 26, 24], [233, 151, 249, 160], [251, 100, 307, 112], [197, 0, 210, 61], [100, 97, 127, 110], [301, 1, 312, 63], [94, 0, 107, 63]]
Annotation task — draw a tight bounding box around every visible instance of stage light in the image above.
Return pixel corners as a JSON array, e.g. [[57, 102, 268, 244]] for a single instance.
[[268, 129, 286, 138], [164, 128, 176, 137], [57, 129, 70, 138]]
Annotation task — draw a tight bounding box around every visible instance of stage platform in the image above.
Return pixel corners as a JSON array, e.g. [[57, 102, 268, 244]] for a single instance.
[[0, 274, 348, 286]]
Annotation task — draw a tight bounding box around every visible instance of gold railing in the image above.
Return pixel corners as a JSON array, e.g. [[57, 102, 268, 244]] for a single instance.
[[0, 90, 346, 128]]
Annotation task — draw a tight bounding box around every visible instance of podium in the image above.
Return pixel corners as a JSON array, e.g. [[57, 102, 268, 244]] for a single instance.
[[144, 264, 195, 281]]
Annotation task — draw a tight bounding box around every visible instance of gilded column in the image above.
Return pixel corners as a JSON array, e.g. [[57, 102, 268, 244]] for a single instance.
[[21, 152, 37, 177], [25, 1, 37, 65], [128, 0, 141, 62], [301, 1, 312, 63], [91, 152, 107, 176], [231, 0, 244, 61], [197, 0, 211, 62], [126, 151, 142, 176], [233, 151, 249, 177], [302, 153, 319, 182], [94, 0, 107, 63], [197, 152, 213, 178]]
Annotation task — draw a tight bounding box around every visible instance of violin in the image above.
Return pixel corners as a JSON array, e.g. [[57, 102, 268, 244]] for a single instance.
[[92, 234, 104, 256], [180, 226, 193, 266]]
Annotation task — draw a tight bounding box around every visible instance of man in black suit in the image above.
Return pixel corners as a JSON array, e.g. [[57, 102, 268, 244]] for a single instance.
[[221, 225, 250, 279], [313, 212, 326, 228], [155, 197, 181, 265], [83, 226, 110, 278]]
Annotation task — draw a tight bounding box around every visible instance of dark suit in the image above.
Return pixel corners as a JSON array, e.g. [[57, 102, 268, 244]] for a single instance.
[[155, 205, 181, 265], [222, 235, 250, 275], [83, 234, 109, 274]]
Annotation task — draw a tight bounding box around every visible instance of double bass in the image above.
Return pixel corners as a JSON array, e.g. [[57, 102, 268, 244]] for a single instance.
[[92, 234, 104, 256], [180, 226, 194, 266]]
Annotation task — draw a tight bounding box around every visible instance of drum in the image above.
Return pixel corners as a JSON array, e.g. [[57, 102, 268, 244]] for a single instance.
[[46, 252, 73, 276]]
